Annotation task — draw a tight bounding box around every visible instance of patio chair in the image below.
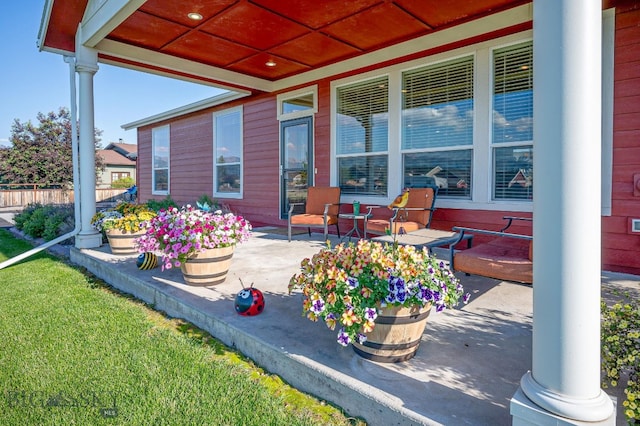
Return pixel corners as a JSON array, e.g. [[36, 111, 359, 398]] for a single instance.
[[451, 216, 533, 284], [288, 186, 341, 242], [366, 186, 438, 237]]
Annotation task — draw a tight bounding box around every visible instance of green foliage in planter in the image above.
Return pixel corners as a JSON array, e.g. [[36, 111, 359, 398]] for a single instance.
[[602, 291, 639, 424], [111, 176, 135, 189], [195, 193, 228, 212], [145, 195, 178, 212]]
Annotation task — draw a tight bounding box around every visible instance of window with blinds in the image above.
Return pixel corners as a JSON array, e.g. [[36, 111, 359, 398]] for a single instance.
[[336, 76, 389, 195], [401, 57, 474, 198], [402, 56, 474, 149], [492, 41, 533, 200]]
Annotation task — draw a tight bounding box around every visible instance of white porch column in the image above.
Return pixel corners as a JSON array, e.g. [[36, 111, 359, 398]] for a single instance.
[[510, 0, 615, 424], [74, 30, 103, 249]]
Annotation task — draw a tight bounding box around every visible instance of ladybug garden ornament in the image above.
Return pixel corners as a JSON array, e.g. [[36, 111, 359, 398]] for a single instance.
[[235, 281, 265, 316]]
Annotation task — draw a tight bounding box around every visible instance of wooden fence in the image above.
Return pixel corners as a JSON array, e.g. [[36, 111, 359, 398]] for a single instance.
[[0, 186, 127, 209]]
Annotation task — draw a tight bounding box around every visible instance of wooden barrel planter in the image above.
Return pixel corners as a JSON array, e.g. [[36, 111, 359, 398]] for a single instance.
[[105, 229, 146, 255], [180, 246, 234, 286], [353, 304, 432, 363]]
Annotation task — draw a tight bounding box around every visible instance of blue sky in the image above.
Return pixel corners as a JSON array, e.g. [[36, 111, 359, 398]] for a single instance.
[[0, 1, 226, 147]]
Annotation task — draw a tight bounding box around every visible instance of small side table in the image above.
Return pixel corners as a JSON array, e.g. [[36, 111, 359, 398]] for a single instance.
[[338, 212, 370, 241]]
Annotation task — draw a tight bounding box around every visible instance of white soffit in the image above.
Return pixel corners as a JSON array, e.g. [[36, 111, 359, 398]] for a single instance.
[[80, 0, 145, 48], [121, 91, 249, 130], [95, 39, 274, 93]]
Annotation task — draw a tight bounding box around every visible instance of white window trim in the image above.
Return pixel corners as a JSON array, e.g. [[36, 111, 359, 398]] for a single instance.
[[601, 8, 615, 216], [213, 106, 243, 199], [277, 85, 318, 121], [151, 125, 170, 196], [331, 18, 613, 213]]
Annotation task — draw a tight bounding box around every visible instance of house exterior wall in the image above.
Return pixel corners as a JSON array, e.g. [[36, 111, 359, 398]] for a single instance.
[[97, 165, 136, 188], [602, 5, 640, 274], [136, 5, 640, 275]]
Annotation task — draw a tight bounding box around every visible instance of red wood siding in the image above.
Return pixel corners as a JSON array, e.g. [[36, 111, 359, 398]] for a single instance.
[[136, 128, 152, 199], [314, 82, 332, 186], [605, 5, 640, 274], [239, 94, 281, 224], [137, 93, 284, 225]]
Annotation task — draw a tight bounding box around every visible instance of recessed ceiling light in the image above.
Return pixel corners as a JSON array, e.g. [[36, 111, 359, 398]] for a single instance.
[[265, 60, 276, 67], [188, 12, 203, 20]]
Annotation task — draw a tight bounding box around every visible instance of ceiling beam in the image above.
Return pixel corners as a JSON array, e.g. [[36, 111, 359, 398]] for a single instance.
[[95, 38, 275, 92], [80, 0, 145, 48]]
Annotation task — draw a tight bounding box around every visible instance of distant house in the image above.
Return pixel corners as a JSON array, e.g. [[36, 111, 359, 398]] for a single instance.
[[96, 142, 137, 188]]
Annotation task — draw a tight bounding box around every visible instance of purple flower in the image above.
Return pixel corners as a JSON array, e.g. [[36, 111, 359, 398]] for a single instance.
[[337, 330, 351, 347], [311, 297, 325, 314], [347, 277, 359, 289], [364, 307, 377, 321]]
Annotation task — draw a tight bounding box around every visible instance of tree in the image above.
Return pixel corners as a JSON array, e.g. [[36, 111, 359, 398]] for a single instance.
[[0, 107, 104, 187]]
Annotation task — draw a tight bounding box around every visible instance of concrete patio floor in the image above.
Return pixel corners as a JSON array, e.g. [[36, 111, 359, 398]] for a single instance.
[[52, 227, 635, 426]]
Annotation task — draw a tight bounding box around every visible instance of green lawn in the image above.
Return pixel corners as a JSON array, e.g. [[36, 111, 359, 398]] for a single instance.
[[0, 229, 362, 425]]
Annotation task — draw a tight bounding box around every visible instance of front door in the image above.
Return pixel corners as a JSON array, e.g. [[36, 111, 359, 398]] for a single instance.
[[280, 116, 313, 219]]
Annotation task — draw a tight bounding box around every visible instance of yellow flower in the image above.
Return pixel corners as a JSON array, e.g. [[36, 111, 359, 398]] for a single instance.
[[325, 316, 337, 330], [341, 310, 358, 326], [362, 320, 375, 333]]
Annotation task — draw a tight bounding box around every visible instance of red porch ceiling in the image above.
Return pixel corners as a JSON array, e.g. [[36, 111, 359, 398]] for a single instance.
[[43, 0, 530, 84]]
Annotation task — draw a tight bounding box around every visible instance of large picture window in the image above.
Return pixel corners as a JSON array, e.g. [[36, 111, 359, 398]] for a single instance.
[[492, 41, 533, 200], [336, 76, 389, 196], [402, 57, 474, 198], [213, 107, 242, 197], [152, 125, 169, 194]]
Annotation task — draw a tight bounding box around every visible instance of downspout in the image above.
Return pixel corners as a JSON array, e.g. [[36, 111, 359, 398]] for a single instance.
[[0, 55, 82, 270]]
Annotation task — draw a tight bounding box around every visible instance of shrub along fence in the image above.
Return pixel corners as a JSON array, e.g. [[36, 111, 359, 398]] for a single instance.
[[0, 184, 127, 209]]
